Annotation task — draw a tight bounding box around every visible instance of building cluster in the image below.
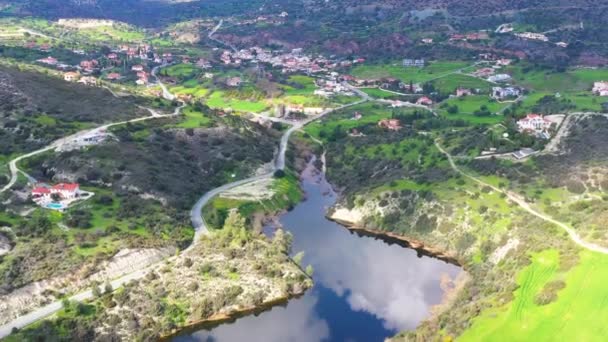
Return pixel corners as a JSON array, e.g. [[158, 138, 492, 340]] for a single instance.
[[219, 47, 360, 74], [313, 79, 354, 97], [491, 86, 521, 100], [517, 114, 553, 139], [403, 58, 425, 68], [592, 81, 608, 96], [514, 32, 549, 42], [378, 119, 402, 131]]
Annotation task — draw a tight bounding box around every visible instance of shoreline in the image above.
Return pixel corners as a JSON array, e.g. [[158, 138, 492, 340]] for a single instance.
[[328, 216, 464, 267], [160, 290, 307, 341]]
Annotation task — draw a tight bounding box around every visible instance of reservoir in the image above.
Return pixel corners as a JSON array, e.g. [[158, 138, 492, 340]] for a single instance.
[[176, 162, 461, 342]]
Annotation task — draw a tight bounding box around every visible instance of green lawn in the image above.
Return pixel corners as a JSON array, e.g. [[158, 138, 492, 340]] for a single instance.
[[351, 61, 469, 83], [173, 106, 213, 128], [431, 74, 492, 94], [164, 63, 201, 79], [459, 249, 608, 342], [206, 91, 268, 113], [304, 102, 395, 138], [360, 88, 402, 99], [440, 96, 506, 125]]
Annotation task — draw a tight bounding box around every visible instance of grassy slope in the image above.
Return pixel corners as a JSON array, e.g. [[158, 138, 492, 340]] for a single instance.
[[351, 61, 469, 83], [460, 249, 608, 342]]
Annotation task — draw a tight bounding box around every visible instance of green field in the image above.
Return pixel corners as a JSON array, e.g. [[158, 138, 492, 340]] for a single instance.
[[431, 74, 492, 94], [164, 63, 201, 78], [439, 96, 506, 125], [173, 106, 213, 128], [206, 91, 268, 113], [351, 61, 469, 83], [304, 102, 396, 138], [460, 249, 608, 342], [508, 66, 608, 93]]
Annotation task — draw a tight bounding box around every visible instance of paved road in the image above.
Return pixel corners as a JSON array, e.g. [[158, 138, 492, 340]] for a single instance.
[[0, 70, 186, 338], [208, 20, 238, 53], [190, 97, 367, 234], [435, 139, 608, 255]]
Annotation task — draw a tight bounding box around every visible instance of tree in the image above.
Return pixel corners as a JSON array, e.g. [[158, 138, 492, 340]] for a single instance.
[[104, 282, 113, 294], [293, 251, 305, 265], [305, 265, 314, 276]]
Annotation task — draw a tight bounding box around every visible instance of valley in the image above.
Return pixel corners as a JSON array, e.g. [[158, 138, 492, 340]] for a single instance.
[[0, 1, 608, 341]]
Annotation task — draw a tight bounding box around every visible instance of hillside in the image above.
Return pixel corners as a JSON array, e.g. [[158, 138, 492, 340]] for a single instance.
[[0, 66, 149, 155]]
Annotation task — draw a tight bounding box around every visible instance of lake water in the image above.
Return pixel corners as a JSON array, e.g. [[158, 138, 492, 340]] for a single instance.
[[175, 163, 461, 342]]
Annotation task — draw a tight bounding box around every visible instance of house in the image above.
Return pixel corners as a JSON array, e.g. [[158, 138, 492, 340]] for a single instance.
[[517, 114, 553, 135], [488, 74, 512, 83], [378, 119, 402, 131], [37, 56, 58, 65], [80, 60, 98, 71], [226, 77, 242, 87], [515, 32, 549, 42], [496, 59, 512, 66], [416, 96, 433, 106], [32, 187, 51, 199], [421, 38, 434, 44], [512, 148, 538, 160], [492, 86, 521, 100], [592, 81, 608, 96], [78, 76, 97, 86], [106, 72, 122, 80], [456, 88, 473, 97], [351, 112, 362, 120], [32, 183, 80, 200], [107, 53, 118, 60], [196, 58, 212, 69], [556, 42, 569, 48], [403, 59, 425, 68], [131, 64, 144, 72], [136, 75, 148, 85], [63, 71, 80, 82], [51, 183, 80, 199], [472, 68, 495, 78]]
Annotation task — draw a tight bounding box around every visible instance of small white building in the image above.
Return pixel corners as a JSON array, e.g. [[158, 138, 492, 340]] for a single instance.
[[592, 81, 608, 96]]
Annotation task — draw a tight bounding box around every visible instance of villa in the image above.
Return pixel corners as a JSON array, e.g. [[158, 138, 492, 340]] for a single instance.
[[592, 81, 608, 96], [32, 183, 80, 200], [517, 114, 553, 138], [378, 119, 402, 131], [492, 86, 521, 100], [456, 88, 473, 97], [37, 56, 58, 65], [416, 96, 433, 106], [64, 72, 80, 82]]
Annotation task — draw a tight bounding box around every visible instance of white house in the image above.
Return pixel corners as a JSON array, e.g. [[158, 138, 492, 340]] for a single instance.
[[492, 86, 520, 100], [592, 81, 608, 96], [517, 114, 552, 134]]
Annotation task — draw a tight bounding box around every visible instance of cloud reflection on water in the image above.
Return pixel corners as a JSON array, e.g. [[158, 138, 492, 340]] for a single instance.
[[181, 169, 460, 342]]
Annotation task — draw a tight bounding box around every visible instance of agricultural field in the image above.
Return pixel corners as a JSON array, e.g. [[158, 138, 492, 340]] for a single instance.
[[350, 60, 470, 83], [460, 249, 608, 342], [430, 73, 492, 94], [439, 95, 509, 124]]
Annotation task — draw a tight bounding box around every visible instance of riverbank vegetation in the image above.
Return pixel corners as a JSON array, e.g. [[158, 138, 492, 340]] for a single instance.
[[5, 212, 312, 341]]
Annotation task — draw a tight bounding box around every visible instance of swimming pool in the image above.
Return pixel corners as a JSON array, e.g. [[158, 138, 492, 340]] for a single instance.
[[46, 203, 64, 210]]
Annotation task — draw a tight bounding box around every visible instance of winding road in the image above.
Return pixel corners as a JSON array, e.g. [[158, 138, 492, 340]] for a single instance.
[[190, 98, 367, 234], [0, 70, 185, 338], [435, 139, 608, 255]]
